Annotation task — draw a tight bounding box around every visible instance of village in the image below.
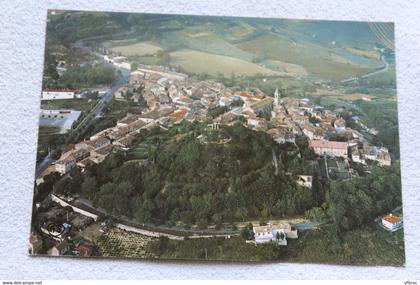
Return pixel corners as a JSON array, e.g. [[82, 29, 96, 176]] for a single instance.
[[31, 50, 401, 257]]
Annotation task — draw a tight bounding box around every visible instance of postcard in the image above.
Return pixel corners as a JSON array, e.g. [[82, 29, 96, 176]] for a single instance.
[[30, 10, 403, 265]]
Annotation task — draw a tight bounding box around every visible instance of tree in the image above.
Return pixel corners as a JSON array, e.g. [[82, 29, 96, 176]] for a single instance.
[[212, 213, 222, 229], [240, 223, 254, 240], [197, 218, 208, 230], [131, 62, 139, 71], [54, 177, 75, 197], [81, 176, 97, 197]]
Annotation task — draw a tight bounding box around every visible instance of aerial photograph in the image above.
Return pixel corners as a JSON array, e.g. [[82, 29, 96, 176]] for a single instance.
[[30, 10, 404, 265]]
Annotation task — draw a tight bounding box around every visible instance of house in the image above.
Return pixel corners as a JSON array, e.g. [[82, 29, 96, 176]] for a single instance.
[[313, 127, 324, 140], [296, 175, 313, 188], [376, 147, 392, 166], [334, 118, 346, 132], [218, 112, 238, 126], [117, 114, 142, 127], [253, 224, 287, 245], [126, 120, 146, 133], [247, 117, 267, 130], [267, 128, 295, 144], [114, 134, 135, 148], [90, 145, 114, 164], [218, 96, 233, 107], [76, 137, 110, 151], [309, 140, 348, 158], [47, 240, 70, 256], [350, 146, 365, 164], [76, 157, 94, 170], [89, 128, 114, 141], [302, 124, 315, 140], [253, 223, 297, 245], [55, 154, 76, 175], [362, 142, 377, 160], [55, 149, 90, 174], [381, 214, 403, 231], [108, 128, 129, 141]]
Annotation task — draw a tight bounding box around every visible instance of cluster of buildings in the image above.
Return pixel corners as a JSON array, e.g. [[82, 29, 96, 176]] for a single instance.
[[29, 198, 103, 256], [46, 61, 392, 180], [52, 113, 155, 175]]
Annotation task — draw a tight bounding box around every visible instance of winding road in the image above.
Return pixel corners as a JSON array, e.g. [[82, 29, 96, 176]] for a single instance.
[[341, 54, 389, 83]]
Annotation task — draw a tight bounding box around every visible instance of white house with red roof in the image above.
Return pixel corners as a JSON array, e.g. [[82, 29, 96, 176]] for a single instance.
[[381, 214, 403, 231]]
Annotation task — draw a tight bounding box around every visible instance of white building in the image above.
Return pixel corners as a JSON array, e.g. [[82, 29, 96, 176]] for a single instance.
[[55, 149, 90, 174], [381, 214, 403, 231], [253, 223, 297, 245], [42, 90, 75, 100], [296, 175, 313, 188], [253, 224, 287, 245], [274, 87, 282, 107]]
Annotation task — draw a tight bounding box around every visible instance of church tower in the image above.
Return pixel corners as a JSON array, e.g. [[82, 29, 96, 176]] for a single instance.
[[274, 87, 281, 106]]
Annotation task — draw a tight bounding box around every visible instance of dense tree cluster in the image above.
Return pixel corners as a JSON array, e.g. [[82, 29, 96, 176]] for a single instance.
[[59, 64, 117, 89], [328, 161, 401, 236], [65, 123, 322, 228]]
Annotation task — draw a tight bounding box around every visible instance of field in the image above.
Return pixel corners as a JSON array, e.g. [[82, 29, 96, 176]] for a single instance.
[[238, 34, 377, 80], [38, 126, 61, 136], [96, 228, 156, 258], [309, 89, 373, 101], [262, 59, 308, 77], [170, 49, 286, 77], [346, 47, 381, 60], [41, 98, 98, 112], [108, 42, 162, 56]]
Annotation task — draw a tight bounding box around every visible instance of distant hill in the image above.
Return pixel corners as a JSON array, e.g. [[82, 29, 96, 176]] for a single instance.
[[47, 11, 392, 81]]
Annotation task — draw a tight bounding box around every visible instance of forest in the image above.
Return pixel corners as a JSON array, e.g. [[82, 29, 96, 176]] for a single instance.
[[53, 122, 323, 228]]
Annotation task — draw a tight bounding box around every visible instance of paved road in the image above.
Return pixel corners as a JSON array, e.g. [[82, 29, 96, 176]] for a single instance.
[[341, 54, 389, 83], [73, 71, 130, 133], [73, 39, 131, 133]]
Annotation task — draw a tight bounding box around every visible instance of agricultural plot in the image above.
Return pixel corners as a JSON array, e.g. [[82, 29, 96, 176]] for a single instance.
[[237, 34, 376, 80], [96, 228, 156, 258], [170, 50, 285, 77], [109, 42, 163, 56]]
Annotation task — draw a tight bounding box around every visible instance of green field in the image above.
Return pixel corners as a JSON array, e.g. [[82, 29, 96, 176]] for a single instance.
[[238, 34, 376, 80], [108, 41, 162, 56], [170, 49, 286, 77]]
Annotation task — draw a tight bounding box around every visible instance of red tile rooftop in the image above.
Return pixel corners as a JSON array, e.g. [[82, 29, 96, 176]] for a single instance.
[[383, 214, 401, 224], [309, 140, 348, 149]]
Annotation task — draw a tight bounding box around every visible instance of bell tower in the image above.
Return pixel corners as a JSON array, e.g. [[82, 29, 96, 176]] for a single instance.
[[274, 87, 281, 106]]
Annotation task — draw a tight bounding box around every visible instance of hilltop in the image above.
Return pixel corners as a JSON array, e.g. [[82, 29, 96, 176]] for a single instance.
[[74, 122, 318, 228]]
